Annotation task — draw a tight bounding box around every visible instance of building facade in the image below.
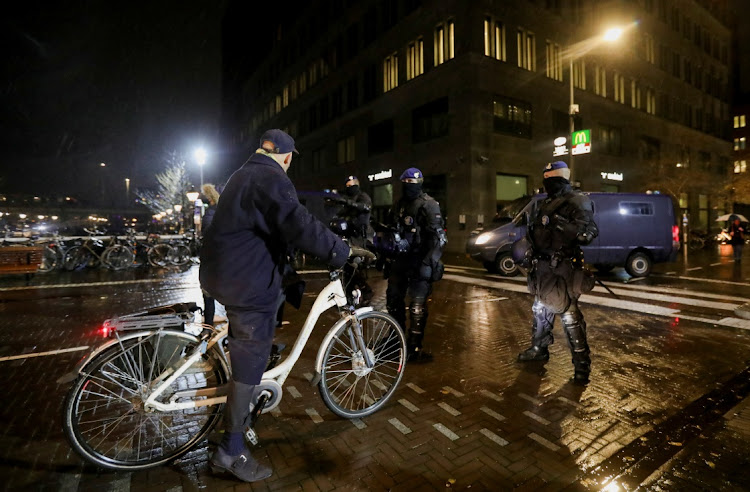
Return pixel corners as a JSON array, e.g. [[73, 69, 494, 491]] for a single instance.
[[225, 0, 732, 252]]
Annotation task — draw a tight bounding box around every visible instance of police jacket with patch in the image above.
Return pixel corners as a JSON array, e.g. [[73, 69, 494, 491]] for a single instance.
[[199, 153, 350, 310], [393, 193, 446, 267], [528, 186, 598, 259], [338, 190, 373, 240]]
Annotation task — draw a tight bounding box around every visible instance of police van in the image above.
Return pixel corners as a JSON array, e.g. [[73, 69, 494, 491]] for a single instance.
[[466, 192, 680, 277]]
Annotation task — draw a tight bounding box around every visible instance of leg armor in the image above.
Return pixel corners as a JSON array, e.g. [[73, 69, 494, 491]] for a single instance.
[[531, 299, 555, 348], [408, 296, 428, 351], [386, 272, 408, 331], [561, 300, 591, 376]]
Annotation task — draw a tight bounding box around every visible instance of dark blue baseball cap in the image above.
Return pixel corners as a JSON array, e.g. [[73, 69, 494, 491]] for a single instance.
[[259, 129, 299, 154], [400, 167, 424, 183], [543, 161, 570, 180]]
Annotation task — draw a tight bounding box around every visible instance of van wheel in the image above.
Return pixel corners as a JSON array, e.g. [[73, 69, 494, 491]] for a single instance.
[[625, 252, 652, 277], [494, 252, 519, 277]]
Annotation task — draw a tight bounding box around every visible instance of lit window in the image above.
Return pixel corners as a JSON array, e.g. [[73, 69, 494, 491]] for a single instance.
[[434, 19, 455, 66], [299, 72, 307, 94], [614, 72, 625, 103], [383, 53, 398, 92], [545, 41, 562, 81], [282, 85, 289, 108], [734, 115, 740, 128], [406, 38, 424, 80], [644, 33, 655, 64], [275, 95, 281, 113], [483, 17, 506, 61], [742, 115, 747, 127], [735, 160, 747, 173], [646, 87, 656, 114], [595, 65, 607, 97], [631, 80, 641, 109], [573, 60, 586, 89], [517, 28, 536, 71], [734, 138, 740, 151], [742, 137, 747, 150]]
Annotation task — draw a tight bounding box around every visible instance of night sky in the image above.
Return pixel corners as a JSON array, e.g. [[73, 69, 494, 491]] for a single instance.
[[1, 1, 224, 203]]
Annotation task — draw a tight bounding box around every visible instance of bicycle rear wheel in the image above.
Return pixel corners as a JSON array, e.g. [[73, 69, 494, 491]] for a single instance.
[[319, 311, 406, 418], [63, 330, 229, 471], [103, 245, 135, 270], [169, 243, 191, 266], [63, 245, 88, 271]]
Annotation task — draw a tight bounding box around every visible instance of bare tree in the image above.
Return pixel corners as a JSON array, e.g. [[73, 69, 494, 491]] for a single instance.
[[134, 150, 192, 215]]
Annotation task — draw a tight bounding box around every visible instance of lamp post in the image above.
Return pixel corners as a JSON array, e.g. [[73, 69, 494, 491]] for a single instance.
[[567, 26, 625, 182], [186, 188, 201, 238], [194, 148, 207, 189], [125, 178, 130, 205], [174, 204, 183, 233]]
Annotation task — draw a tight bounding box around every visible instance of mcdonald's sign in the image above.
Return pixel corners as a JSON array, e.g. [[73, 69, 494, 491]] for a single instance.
[[571, 129, 591, 155]]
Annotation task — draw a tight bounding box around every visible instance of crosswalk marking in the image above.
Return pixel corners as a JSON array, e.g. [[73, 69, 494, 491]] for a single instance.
[[389, 418, 412, 435], [437, 402, 461, 416], [398, 399, 420, 412], [523, 410, 551, 425], [442, 274, 750, 330], [306, 408, 324, 423], [433, 423, 460, 441], [480, 406, 506, 421], [528, 432, 560, 451]]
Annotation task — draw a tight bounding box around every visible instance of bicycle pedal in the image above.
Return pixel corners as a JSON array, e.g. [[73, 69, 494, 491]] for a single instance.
[[244, 426, 259, 446]]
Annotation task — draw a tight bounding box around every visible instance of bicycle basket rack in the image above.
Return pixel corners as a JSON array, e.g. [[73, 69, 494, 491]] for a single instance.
[[103, 313, 187, 333]]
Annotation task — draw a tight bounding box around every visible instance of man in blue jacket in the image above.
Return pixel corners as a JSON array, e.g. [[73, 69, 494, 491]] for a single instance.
[[200, 129, 350, 482]]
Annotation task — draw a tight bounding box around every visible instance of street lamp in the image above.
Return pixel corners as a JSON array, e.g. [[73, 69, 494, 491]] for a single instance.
[[194, 147, 207, 188], [186, 188, 202, 237], [125, 178, 130, 204], [567, 26, 626, 181], [174, 204, 183, 233]]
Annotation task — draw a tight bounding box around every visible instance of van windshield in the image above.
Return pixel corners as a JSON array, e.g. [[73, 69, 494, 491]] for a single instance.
[[512, 195, 543, 225]]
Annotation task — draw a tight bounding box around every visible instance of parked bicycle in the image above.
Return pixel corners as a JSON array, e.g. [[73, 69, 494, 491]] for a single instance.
[[60, 249, 405, 471], [63, 229, 133, 271]]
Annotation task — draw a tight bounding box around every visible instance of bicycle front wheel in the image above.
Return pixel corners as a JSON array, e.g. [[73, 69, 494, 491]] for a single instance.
[[39, 246, 59, 273], [63, 330, 229, 471], [319, 311, 406, 419], [103, 245, 135, 270], [147, 243, 172, 267]]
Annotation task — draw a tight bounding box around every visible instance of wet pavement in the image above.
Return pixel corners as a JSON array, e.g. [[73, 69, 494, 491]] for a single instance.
[[1, 245, 750, 491]]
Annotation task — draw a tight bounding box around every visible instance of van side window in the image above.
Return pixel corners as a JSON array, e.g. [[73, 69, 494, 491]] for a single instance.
[[618, 202, 653, 215]]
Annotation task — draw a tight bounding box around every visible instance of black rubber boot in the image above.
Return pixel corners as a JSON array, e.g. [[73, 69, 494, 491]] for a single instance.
[[517, 345, 550, 362], [210, 447, 272, 482], [406, 302, 432, 363]]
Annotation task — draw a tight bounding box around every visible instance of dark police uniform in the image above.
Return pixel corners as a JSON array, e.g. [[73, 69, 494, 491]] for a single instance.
[[200, 149, 349, 432], [333, 179, 374, 304], [385, 169, 446, 360], [518, 163, 598, 383]]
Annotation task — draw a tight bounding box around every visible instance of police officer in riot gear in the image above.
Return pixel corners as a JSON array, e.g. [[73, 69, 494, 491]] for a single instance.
[[385, 168, 447, 362], [517, 161, 598, 385], [331, 176, 375, 304]]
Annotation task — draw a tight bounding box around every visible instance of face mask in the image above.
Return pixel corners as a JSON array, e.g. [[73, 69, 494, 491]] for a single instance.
[[344, 185, 359, 196], [402, 182, 422, 201], [543, 177, 569, 196]]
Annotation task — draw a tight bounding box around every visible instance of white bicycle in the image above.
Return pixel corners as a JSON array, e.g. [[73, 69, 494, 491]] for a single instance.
[[60, 251, 406, 471]]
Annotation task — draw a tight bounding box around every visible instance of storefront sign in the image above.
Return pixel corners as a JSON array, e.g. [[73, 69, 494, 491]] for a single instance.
[[600, 172, 623, 181], [571, 129, 591, 155], [368, 169, 392, 181], [553, 136, 568, 156]]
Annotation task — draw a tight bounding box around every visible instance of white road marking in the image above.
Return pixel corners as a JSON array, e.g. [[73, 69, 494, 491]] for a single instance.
[[351, 418, 367, 429], [406, 382, 426, 394], [465, 297, 508, 303], [433, 423, 460, 441], [557, 396, 582, 408], [0, 278, 168, 292], [519, 393, 542, 405], [710, 262, 723, 266], [523, 410, 551, 425], [480, 406, 506, 422], [596, 287, 740, 311], [443, 273, 750, 329], [398, 398, 420, 412], [389, 418, 412, 435], [652, 274, 750, 287], [437, 402, 461, 416], [625, 276, 647, 283], [303, 372, 313, 382], [597, 281, 749, 303], [58, 473, 81, 492], [110, 474, 132, 492], [306, 408, 324, 423], [443, 386, 465, 398], [480, 389, 504, 402], [0, 345, 89, 362], [480, 428, 509, 446], [686, 267, 703, 271], [287, 386, 302, 399], [528, 433, 560, 451]]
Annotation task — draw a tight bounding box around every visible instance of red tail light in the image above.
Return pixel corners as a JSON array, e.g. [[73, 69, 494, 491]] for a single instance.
[[672, 225, 680, 244]]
